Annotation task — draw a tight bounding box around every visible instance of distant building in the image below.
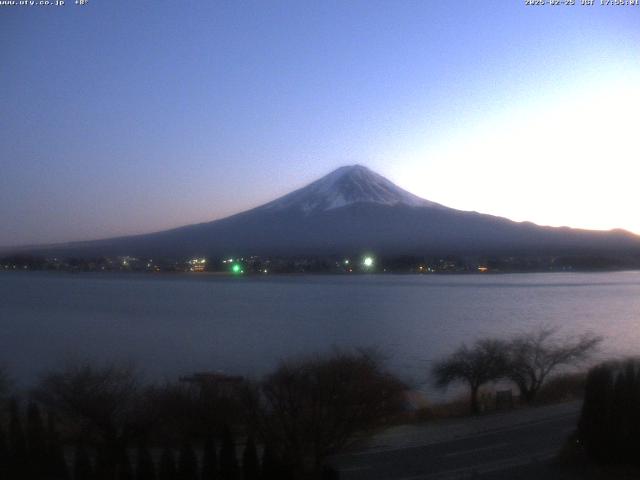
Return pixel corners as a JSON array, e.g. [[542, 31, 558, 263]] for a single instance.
[[188, 257, 207, 272]]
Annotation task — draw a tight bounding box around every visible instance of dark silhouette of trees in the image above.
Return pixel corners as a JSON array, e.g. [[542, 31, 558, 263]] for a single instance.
[[2, 400, 70, 480], [505, 327, 601, 403], [261, 444, 289, 480], [158, 447, 178, 480], [432, 339, 508, 415], [251, 349, 406, 476], [260, 444, 277, 480], [117, 450, 134, 480], [143, 376, 247, 444], [178, 439, 199, 480], [578, 358, 640, 465], [201, 434, 218, 480], [136, 440, 156, 480], [0, 367, 9, 402], [321, 464, 340, 480], [95, 446, 114, 480], [242, 435, 259, 480], [73, 444, 94, 480], [219, 425, 239, 480], [8, 398, 28, 476], [45, 412, 69, 480], [0, 340, 610, 480], [142, 383, 203, 443], [432, 330, 601, 412], [27, 402, 48, 479], [35, 361, 141, 477], [0, 422, 8, 479]]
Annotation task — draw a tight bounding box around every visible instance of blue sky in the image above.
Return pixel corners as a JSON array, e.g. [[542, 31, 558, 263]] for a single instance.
[[1, 1, 639, 246]]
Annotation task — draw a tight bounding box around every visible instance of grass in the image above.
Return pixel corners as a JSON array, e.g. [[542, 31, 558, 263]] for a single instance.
[[400, 372, 587, 424]]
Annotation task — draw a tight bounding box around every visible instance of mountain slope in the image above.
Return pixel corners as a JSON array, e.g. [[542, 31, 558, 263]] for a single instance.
[[17, 165, 640, 258]]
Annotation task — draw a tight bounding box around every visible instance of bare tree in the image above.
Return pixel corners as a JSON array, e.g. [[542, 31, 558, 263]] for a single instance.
[[432, 339, 508, 415], [505, 327, 602, 403], [34, 362, 142, 476], [249, 349, 406, 475]]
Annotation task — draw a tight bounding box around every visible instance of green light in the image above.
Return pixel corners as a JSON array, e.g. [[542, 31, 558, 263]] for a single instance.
[[232, 263, 242, 274], [363, 256, 374, 268]]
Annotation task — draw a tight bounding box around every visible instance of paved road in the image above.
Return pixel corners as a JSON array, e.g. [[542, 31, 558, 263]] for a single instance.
[[332, 405, 580, 480]]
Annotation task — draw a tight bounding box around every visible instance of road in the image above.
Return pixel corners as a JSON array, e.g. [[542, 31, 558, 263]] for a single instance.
[[331, 403, 581, 480]]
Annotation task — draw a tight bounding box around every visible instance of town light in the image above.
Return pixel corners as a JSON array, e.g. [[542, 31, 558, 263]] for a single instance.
[[363, 256, 374, 268]]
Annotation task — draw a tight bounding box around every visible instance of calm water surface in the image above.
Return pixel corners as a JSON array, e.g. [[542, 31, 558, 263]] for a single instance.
[[1, 271, 639, 389]]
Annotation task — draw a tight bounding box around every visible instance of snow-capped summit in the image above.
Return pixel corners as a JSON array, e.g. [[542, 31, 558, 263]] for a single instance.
[[260, 164, 443, 214], [20, 164, 640, 260]]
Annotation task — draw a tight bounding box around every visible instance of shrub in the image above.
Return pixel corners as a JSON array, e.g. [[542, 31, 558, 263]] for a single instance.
[[577, 358, 640, 465], [251, 349, 406, 475], [535, 372, 586, 405]]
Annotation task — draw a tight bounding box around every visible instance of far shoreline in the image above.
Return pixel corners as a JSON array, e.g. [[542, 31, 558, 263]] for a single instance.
[[2, 268, 640, 278]]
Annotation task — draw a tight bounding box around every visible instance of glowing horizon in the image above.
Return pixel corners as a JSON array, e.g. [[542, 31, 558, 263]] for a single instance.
[[392, 69, 640, 235]]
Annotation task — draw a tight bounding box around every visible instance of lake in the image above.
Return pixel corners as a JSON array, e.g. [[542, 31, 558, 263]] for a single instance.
[[1, 271, 639, 393]]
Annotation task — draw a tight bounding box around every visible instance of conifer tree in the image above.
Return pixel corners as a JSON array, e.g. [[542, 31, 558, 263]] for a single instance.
[[262, 444, 294, 480], [578, 359, 640, 465], [27, 402, 48, 478], [136, 440, 156, 480], [73, 444, 94, 480], [158, 447, 178, 480], [95, 446, 114, 480], [219, 426, 238, 480], [117, 450, 134, 480], [8, 398, 28, 477], [0, 424, 9, 479], [201, 434, 218, 480], [321, 465, 340, 480], [242, 436, 259, 480], [177, 439, 198, 480], [46, 412, 69, 480], [260, 444, 279, 480]]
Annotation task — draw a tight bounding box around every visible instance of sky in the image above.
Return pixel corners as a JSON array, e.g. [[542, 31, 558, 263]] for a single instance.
[[1, 0, 639, 247]]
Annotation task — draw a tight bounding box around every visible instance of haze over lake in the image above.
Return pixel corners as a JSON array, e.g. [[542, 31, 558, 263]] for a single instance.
[[2, 271, 639, 390]]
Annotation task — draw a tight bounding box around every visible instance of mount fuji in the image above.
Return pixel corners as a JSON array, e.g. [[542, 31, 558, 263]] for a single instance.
[[19, 165, 640, 258]]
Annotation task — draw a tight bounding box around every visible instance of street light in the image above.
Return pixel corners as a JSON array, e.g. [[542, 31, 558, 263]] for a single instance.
[[231, 263, 243, 274]]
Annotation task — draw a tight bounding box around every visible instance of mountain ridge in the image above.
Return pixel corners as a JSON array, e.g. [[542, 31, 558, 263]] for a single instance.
[[5, 165, 640, 259]]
